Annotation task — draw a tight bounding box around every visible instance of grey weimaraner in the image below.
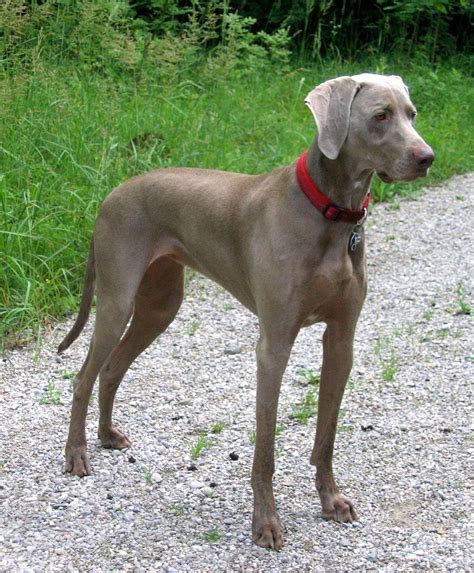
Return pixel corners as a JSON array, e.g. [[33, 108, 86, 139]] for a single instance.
[[59, 73, 434, 549]]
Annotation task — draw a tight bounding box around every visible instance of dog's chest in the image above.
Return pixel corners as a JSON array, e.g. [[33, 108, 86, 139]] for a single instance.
[[301, 255, 364, 326]]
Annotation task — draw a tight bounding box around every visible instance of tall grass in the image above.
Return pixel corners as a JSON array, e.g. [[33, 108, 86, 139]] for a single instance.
[[0, 6, 473, 348]]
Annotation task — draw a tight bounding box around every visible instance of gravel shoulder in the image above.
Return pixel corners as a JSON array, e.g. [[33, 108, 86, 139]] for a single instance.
[[1, 174, 473, 572]]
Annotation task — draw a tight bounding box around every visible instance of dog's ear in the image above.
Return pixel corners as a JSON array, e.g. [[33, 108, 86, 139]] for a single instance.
[[389, 74, 409, 94], [305, 76, 360, 160]]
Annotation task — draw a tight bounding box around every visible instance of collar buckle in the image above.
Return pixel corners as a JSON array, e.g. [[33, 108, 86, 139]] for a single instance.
[[322, 203, 345, 221], [356, 207, 368, 226]]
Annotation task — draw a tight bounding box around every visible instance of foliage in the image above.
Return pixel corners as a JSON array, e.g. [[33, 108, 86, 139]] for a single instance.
[[0, 0, 473, 348], [290, 388, 317, 423], [231, 0, 472, 61], [0, 0, 291, 76]]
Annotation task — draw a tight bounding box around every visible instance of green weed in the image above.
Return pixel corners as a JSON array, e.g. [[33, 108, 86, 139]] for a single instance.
[[456, 283, 471, 315], [375, 337, 400, 382], [423, 308, 435, 321], [166, 502, 186, 516], [188, 319, 200, 336], [203, 529, 221, 543], [191, 431, 213, 459], [143, 466, 154, 485], [381, 355, 399, 382], [62, 370, 76, 380], [290, 388, 317, 424], [40, 381, 62, 405], [211, 421, 224, 434], [296, 367, 320, 386]]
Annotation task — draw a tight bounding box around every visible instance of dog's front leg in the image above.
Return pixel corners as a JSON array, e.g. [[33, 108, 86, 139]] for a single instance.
[[310, 321, 358, 522], [251, 329, 296, 550]]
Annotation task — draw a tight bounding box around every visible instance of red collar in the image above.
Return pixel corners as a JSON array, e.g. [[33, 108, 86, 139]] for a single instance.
[[296, 150, 370, 223]]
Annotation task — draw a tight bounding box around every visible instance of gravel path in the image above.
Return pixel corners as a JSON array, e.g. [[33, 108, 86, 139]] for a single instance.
[[1, 174, 473, 572]]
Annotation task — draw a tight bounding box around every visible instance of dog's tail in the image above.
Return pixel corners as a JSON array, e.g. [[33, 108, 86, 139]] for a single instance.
[[58, 238, 96, 354]]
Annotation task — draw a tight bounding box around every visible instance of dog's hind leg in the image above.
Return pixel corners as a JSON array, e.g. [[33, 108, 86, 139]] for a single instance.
[[65, 236, 153, 477], [97, 257, 185, 449]]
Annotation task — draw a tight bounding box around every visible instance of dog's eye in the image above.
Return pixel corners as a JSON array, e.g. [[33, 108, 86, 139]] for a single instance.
[[374, 112, 388, 121], [409, 111, 417, 122]]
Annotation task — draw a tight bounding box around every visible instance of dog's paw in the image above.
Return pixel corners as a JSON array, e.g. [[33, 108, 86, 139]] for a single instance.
[[321, 493, 358, 523], [65, 445, 91, 477], [252, 511, 284, 550], [98, 426, 131, 450]]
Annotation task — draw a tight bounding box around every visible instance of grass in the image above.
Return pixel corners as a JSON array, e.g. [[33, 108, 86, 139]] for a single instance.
[[188, 319, 200, 336], [1, 55, 473, 348], [456, 283, 471, 316], [166, 502, 186, 516], [190, 431, 213, 460], [290, 388, 317, 424], [296, 367, 320, 385], [143, 466, 154, 486], [211, 421, 225, 434], [203, 529, 222, 543], [39, 381, 62, 405], [375, 337, 400, 382]]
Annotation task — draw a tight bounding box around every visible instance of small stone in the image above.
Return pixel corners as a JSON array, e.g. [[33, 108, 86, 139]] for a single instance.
[[128, 455, 136, 463], [209, 481, 217, 488], [229, 452, 239, 461], [189, 480, 205, 489], [224, 345, 242, 355], [187, 463, 198, 471]]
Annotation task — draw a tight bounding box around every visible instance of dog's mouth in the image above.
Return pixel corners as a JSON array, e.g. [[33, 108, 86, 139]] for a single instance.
[[377, 166, 431, 184], [377, 171, 394, 184]]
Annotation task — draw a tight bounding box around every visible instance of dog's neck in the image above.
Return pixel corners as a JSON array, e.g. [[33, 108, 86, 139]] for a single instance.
[[306, 139, 373, 211]]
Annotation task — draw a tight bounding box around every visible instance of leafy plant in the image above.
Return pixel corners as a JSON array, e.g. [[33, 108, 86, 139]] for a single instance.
[[188, 319, 200, 336], [166, 502, 186, 516], [40, 381, 61, 405], [375, 337, 400, 382], [211, 421, 224, 434], [456, 283, 471, 315], [203, 529, 221, 543], [143, 466, 154, 485], [290, 388, 317, 424], [296, 367, 320, 385]]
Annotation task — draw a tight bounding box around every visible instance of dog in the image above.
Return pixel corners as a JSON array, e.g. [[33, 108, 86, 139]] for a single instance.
[[59, 73, 434, 549]]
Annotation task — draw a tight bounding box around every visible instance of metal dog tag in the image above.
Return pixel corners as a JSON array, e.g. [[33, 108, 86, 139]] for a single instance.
[[349, 228, 362, 252]]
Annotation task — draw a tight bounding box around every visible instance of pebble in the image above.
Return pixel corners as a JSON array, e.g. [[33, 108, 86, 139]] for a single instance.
[[189, 480, 205, 490], [224, 345, 243, 355]]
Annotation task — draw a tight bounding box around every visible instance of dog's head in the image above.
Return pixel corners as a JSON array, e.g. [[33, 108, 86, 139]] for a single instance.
[[305, 73, 434, 182]]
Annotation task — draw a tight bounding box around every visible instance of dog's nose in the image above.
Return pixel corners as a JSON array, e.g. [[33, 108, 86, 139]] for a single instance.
[[414, 146, 435, 168]]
